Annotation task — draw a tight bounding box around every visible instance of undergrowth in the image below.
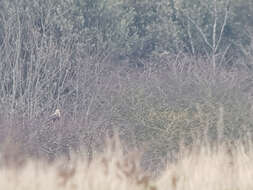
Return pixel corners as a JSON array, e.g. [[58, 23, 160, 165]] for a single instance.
[[1, 136, 253, 190]]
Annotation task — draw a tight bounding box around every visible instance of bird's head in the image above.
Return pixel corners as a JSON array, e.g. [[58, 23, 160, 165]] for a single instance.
[[55, 109, 61, 117]]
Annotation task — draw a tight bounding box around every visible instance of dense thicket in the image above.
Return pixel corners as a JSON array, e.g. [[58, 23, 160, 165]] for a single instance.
[[0, 0, 253, 172], [0, 0, 252, 61]]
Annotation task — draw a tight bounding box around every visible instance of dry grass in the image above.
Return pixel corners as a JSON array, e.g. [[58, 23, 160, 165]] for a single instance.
[[0, 138, 156, 190], [1, 140, 253, 190], [157, 144, 253, 190]]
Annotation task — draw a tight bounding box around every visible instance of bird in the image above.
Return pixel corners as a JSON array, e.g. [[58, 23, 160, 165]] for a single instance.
[[47, 109, 61, 123]]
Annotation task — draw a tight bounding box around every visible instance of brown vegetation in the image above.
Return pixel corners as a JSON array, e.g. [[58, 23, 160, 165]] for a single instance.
[[0, 0, 253, 189], [0, 138, 253, 190]]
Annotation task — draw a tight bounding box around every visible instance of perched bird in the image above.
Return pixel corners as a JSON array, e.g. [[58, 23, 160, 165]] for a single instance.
[[47, 109, 61, 123]]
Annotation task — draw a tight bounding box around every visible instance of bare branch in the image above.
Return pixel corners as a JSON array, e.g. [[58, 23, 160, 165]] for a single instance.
[[215, 0, 230, 53], [213, 0, 217, 51], [184, 13, 212, 50]]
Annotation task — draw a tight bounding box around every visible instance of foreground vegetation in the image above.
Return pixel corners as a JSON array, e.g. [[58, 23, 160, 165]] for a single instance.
[[1, 138, 253, 190]]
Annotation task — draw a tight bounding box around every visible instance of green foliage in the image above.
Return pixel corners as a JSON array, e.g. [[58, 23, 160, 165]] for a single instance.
[[0, 0, 253, 64]]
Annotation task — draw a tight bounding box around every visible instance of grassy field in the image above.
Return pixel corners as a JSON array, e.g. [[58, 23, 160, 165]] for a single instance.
[[0, 139, 253, 190]]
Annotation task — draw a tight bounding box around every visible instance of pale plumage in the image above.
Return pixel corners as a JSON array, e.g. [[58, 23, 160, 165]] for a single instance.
[[47, 109, 61, 123]]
